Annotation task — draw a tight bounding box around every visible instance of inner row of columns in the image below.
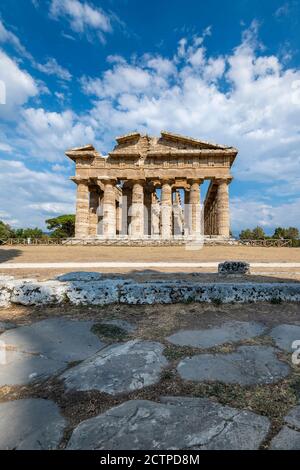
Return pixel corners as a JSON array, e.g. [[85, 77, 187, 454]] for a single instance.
[[75, 178, 229, 239]]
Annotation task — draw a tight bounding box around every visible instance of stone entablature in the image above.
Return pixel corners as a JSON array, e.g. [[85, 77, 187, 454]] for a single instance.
[[66, 131, 238, 240]]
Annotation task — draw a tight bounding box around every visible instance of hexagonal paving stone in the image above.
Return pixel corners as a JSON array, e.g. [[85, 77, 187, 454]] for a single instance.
[[66, 397, 270, 450], [177, 346, 290, 385], [0, 318, 105, 386], [167, 321, 266, 349], [270, 324, 300, 352], [0, 399, 66, 450], [60, 340, 167, 395]]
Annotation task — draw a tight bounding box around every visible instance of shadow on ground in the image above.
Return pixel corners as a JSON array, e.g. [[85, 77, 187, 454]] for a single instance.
[[0, 249, 22, 263]]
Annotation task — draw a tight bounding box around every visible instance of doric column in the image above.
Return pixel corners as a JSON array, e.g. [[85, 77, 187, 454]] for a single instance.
[[144, 186, 152, 237], [75, 179, 89, 238], [184, 186, 190, 236], [161, 180, 173, 239], [130, 180, 144, 238], [88, 187, 99, 237], [217, 179, 230, 237], [102, 179, 116, 238], [121, 186, 131, 235], [173, 190, 184, 236], [151, 192, 160, 236], [189, 179, 202, 237]]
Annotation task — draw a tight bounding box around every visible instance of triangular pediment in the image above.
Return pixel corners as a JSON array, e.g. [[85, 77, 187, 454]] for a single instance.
[[159, 131, 233, 150], [109, 131, 236, 157]]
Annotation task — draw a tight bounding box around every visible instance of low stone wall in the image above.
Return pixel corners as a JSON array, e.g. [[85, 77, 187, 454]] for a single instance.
[[1, 274, 300, 308], [64, 236, 238, 246]]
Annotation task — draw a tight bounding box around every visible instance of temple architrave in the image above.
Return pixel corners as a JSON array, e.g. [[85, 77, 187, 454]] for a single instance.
[[66, 131, 238, 244]]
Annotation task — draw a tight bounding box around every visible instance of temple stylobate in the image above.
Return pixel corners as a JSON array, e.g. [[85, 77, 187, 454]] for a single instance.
[[66, 131, 238, 243]]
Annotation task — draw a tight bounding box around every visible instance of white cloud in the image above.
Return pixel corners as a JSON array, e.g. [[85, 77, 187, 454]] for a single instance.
[[0, 142, 13, 152], [231, 197, 300, 233], [50, 0, 112, 42], [34, 57, 72, 81], [18, 107, 95, 160], [0, 160, 75, 228], [79, 22, 300, 194], [0, 19, 72, 81], [0, 49, 38, 118]]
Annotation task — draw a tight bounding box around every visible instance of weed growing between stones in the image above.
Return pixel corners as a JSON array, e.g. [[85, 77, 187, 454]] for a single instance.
[[91, 323, 128, 341]]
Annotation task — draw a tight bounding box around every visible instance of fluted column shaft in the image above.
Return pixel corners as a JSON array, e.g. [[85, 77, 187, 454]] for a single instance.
[[88, 188, 99, 237], [130, 181, 144, 238], [161, 181, 173, 239], [102, 180, 116, 238], [75, 180, 89, 238], [217, 179, 230, 237], [189, 180, 202, 236]]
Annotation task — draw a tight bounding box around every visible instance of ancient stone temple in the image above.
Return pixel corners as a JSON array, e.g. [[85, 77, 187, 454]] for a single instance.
[[66, 131, 237, 244]]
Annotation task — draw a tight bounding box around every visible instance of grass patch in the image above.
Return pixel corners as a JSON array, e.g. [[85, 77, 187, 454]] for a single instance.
[[91, 323, 128, 341], [164, 345, 198, 361]]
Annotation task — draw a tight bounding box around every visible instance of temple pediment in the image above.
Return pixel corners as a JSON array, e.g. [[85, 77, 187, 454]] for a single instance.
[[109, 131, 237, 161]]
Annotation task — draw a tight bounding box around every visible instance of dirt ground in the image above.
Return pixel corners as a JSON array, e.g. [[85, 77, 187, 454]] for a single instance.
[[1, 245, 300, 281], [1, 245, 300, 263], [1, 301, 300, 449]]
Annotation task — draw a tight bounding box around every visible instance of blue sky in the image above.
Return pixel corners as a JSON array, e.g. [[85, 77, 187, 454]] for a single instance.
[[0, 0, 300, 233]]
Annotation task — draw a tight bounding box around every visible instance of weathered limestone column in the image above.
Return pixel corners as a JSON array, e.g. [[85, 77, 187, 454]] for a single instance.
[[189, 179, 202, 237], [144, 187, 152, 237], [75, 179, 89, 238], [161, 180, 173, 239], [130, 180, 144, 238], [102, 179, 116, 238], [173, 190, 184, 236], [121, 186, 131, 235], [184, 186, 190, 236], [217, 179, 230, 237], [151, 192, 160, 236], [88, 187, 99, 237]]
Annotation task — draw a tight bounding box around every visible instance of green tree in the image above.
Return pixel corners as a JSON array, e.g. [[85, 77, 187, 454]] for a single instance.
[[273, 226, 299, 240], [46, 214, 75, 238], [239, 228, 253, 240], [252, 226, 266, 240], [285, 227, 299, 240], [273, 227, 286, 239], [0, 220, 14, 240], [14, 227, 44, 239]]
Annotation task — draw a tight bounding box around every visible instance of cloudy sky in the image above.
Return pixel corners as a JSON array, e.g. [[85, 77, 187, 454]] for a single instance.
[[0, 0, 300, 234]]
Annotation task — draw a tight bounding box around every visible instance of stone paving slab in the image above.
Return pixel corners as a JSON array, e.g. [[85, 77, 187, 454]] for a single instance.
[[177, 346, 290, 385], [66, 397, 270, 450], [0, 399, 66, 450], [61, 340, 167, 395], [270, 405, 300, 449], [270, 426, 300, 450], [0, 318, 105, 386], [56, 271, 104, 282], [0, 321, 15, 333], [270, 324, 300, 352], [167, 321, 266, 349]]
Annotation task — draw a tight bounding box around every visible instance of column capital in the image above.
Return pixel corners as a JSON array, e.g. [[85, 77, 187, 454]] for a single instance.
[[215, 177, 233, 185], [71, 177, 89, 186], [98, 177, 117, 185], [187, 178, 204, 185], [160, 178, 174, 186], [131, 178, 146, 186]]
